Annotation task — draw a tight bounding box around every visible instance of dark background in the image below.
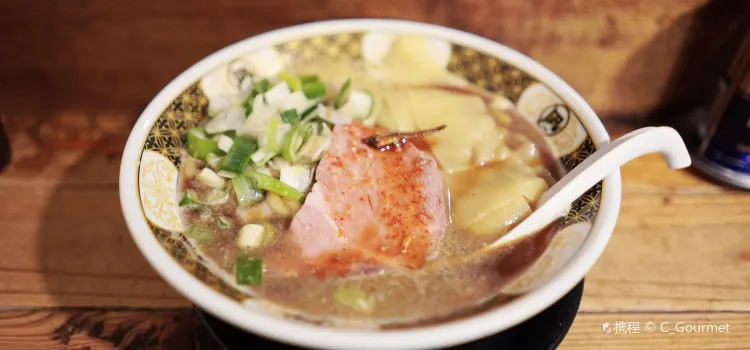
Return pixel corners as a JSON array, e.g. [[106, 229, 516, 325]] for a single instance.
[[0, 0, 748, 125]]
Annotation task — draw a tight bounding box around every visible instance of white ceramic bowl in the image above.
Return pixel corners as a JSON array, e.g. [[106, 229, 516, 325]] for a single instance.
[[119, 19, 621, 350]]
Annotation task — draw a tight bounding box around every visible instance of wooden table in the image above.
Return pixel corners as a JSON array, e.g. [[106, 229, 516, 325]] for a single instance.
[[0, 115, 748, 349]]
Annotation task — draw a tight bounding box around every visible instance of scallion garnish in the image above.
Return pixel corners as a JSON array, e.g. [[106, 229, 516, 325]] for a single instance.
[[334, 284, 375, 314], [218, 217, 231, 229], [231, 174, 264, 207], [220, 136, 258, 174], [281, 123, 312, 162], [364, 89, 375, 118], [185, 224, 213, 245], [300, 103, 318, 121], [311, 116, 334, 129], [280, 108, 300, 125], [235, 256, 263, 285], [179, 192, 201, 207], [250, 148, 277, 167], [296, 135, 330, 164], [265, 118, 281, 152], [253, 79, 271, 94], [299, 74, 320, 84], [334, 78, 351, 109], [302, 81, 326, 99], [244, 170, 305, 201], [242, 96, 254, 116], [278, 72, 302, 91], [187, 128, 219, 160]]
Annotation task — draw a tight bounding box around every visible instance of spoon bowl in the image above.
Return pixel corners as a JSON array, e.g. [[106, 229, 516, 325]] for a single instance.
[[485, 126, 691, 250]]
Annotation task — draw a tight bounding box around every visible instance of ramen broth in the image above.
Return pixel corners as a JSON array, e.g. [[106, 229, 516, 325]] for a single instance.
[[178, 35, 564, 325]]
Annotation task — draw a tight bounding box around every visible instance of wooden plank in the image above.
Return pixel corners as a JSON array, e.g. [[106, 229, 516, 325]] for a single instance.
[[0, 113, 190, 307], [580, 153, 750, 312], [0, 0, 747, 118], [0, 309, 746, 349], [0, 309, 214, 350]]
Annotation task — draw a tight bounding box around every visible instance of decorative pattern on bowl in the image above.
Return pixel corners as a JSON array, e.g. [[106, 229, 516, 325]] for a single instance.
[[135, 32, 602, 314]]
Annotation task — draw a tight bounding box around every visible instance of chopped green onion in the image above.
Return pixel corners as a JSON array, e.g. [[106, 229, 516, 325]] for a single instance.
[[253, 79, 271, 94], [300, 103, 318, 120], [339, 89, 374, 120], [280, 109, 300, 125], [218, 217, 231, 229], [205, 109, 246, 135], [302, 81, 326, 99], [281, 123, 312, 162], [254, 167, 273, 177], [179, 192, 201, 207], [187, 128, 219, 160], [185, 224, 213, 245], [235, 256, 263, 285], [206, 153, 224, 171], [268, 157, 290, 171], [365, 90, 375, 118], [216, 135, 234, 153], [220, 137, 258, 174], [265, 82, 292, 105], [197, 168, 226, 188], [299, 74, 320, 84], [244, 170, 305, 201], [334, 285, 375, 314], [278, 72, 302, 91], [279, 165, 312, 193], [334, 78, 351, 109], [310, 113, 335, 129], [224, 130, 237, 139], [217, 170, 236, 179], [231, 174, 264, 207], [202, 187, 230, 205], [250, 148, 277, 167], [296, 135, 330, 164], [265, 118, 281, 152], [312, 121, 323, 135], [242, 96, 254, 116]]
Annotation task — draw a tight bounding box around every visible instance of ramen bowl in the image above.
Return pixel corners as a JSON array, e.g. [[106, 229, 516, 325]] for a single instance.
[[119, 19, 621, 350]]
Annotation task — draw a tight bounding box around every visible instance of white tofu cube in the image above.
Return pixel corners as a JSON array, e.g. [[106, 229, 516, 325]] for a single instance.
[[237, 224, 265, 248], [280, 165, 312, 193], [197, 168, 225, 188], [217, 135, 234, 153]]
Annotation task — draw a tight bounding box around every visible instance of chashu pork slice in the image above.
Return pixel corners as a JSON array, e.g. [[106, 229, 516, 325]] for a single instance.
[[288, 123, 447, 277]]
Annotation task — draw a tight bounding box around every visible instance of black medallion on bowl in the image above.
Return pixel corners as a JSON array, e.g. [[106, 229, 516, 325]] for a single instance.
[[537, 104, 572, 137]]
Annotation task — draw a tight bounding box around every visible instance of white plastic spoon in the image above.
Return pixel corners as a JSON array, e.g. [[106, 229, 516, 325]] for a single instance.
[[481, 126, 692, 251]]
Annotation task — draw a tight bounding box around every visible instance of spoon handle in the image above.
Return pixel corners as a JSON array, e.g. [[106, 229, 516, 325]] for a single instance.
[[487, 126, 691, 249]]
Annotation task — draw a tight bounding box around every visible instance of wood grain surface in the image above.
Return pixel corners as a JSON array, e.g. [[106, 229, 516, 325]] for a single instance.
[[0, 0, 748, 120], [0, 309, 212, 350]]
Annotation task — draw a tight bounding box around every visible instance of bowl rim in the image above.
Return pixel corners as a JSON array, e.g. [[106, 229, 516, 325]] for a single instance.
[[119, 18, 622, 350]]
